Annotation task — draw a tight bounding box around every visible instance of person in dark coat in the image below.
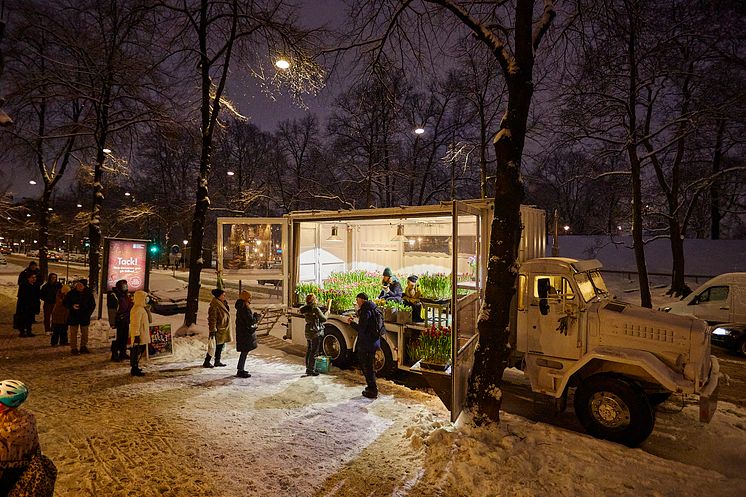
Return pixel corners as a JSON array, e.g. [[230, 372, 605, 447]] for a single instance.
[[234, 291, 260, 378], [14, 274, 38, 337], [106, 280, 132, 362], [377, 267, 403, 302], [300, 293, 327, 376], [17, 262, 41, 322], [63, 280, 96, 355], [50, 285, 71, 346], [347, 292, 380, 398], [40, 273, 61, 334]]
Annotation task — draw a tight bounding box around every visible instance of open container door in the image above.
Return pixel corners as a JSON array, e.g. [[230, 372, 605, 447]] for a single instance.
[[216, 217, 289, 307], [451, 201, 481, 422]]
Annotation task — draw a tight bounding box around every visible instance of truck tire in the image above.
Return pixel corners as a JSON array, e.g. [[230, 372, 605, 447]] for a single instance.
[[738, 338, 746, 358], [374, 339, 397, 379], [573, 375, 655, 447], [322, 325, 351, 368]]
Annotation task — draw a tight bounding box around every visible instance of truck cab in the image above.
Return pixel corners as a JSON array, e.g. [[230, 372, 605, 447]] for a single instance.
[[514, 258, 720, 446]]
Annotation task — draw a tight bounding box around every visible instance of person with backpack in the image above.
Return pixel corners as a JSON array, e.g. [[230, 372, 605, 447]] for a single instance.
[[347, 292, 383, 398], [300, 293, 327, 377]]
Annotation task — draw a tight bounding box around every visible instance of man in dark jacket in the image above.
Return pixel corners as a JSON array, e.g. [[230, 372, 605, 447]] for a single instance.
[[106, 280, 131, 362], [17, 262, 41, 322], [63, 279, 96, 355], [234, 290, 260, 378], [15, 273, 38, 337], [377, 267, 403, 303], [347, 292, 380, 398]]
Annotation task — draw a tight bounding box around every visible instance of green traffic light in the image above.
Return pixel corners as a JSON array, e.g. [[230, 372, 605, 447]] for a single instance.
[[150, 245, 159, 254]]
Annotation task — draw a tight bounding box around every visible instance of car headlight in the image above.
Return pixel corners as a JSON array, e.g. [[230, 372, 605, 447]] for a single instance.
[[662, 307, 671, 312], [712, 327, 731, 336]]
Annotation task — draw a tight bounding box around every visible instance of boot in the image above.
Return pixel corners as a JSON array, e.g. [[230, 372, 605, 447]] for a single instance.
[[202, 356, 214, 368], [131, 368, 145, 377], [236, 370, 251, 378], [111, 351, 121, 362]]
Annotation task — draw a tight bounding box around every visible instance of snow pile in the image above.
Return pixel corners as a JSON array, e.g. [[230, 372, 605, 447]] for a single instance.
[[405, 410, 745, 497]]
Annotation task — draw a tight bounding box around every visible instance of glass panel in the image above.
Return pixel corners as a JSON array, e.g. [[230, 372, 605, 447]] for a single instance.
[[219, 221, 285, 305]]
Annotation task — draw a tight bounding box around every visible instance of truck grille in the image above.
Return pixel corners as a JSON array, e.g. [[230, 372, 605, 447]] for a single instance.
[[622, 323, 675, 343]]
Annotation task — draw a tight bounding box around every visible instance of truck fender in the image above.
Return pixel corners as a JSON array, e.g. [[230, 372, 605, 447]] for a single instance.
[[325, 317, 358, 350], [556, 346, 693, 398]]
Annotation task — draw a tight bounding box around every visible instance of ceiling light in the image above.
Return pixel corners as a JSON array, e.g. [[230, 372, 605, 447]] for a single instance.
[[327, 226, 342, 242]]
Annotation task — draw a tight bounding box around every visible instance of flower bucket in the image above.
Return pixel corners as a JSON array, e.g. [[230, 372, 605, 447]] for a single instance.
[[396, 309, 411, 324], [419, 360, 450, 371], [384, 307, 397, 322]]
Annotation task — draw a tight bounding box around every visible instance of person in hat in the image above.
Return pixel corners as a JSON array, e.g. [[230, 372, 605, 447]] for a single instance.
[[0, 380, 56, 496], [234, 291, 260, 378], [107, 279, 132, 362], [14, 273, 38, 338], [402, 275, 424, 322], [128, 290, 151, 377], [377, 267, 403, 302], [204, 289, 231, 368], [63, 279, 96, 355], [299, 293, 327, 376]]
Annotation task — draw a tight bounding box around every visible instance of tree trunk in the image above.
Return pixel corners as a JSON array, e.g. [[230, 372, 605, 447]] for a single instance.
[[628, 150, 652, 307], [479, 109, 488, 199], [38, 188, 51, 280], [710, 119, 724, 240], [466, 80, 530, 425], [184, 140, 211, 326], [88, 146, 105, 294], [668, 221, 687, 297]]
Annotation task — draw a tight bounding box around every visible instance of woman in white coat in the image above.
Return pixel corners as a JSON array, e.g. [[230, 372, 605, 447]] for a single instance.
[[128, 291, 151, 377]]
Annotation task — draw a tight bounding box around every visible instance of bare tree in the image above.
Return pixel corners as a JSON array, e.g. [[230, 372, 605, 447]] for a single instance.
[[161, 0, 324, 327]]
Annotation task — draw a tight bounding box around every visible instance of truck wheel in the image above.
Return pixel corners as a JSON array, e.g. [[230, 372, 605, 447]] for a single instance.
[[738, 338, 746, 358], [374, 339, 397, 379], [322, 325, 351, 368], [573, 375, 655, 447]]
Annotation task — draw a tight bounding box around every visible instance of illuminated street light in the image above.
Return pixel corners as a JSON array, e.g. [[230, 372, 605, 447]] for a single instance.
[[274, 58, 290, 70], [124, 192, 131, 197], [48, 207, 53, 211], [182, 239, 188, 246], [29, 180, 37, 185], [76, 204, 83, 208], [26, 214, 31, 218], [227, 171, 235, 176], [414, 127, 425, 135], [103, 148, 112, 154], [563, 225, 570, 232]]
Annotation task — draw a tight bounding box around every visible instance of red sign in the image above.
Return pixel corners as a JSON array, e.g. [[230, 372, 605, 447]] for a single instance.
[[106, 240, 148, 291]]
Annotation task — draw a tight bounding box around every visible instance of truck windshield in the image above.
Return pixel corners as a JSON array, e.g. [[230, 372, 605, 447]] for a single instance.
[[575, 270, 609, 302]]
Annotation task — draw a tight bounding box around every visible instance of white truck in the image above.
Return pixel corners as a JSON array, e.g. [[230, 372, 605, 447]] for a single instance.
[[217, 199, 719, 446]]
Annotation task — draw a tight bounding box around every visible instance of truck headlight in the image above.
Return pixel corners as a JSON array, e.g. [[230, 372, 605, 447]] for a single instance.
[[662, 307, 671, 312], [711, 327, 731, 336]]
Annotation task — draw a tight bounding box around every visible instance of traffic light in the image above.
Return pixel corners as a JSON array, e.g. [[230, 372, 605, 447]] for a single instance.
[[149, 244, 159, 255], [83, 237, 90, 250]]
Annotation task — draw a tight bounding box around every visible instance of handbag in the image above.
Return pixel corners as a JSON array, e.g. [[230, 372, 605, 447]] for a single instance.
[[207, 335, 217, 357]]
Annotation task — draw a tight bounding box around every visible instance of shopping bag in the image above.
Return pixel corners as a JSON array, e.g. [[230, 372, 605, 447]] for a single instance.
[[207, 335, 217, 357], [314, 355, 330, 374]]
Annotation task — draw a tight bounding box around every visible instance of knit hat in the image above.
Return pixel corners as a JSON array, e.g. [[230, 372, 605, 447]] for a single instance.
[[211, 288, 225, 298], [407, 275, 418, 283], [383, 267, 393, 277]]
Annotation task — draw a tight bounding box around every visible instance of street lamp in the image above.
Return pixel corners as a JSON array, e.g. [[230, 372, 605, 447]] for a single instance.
[[227, 171, 235, 176], [29, 180, 37, 185], [274, 58, 290, 70], [414, 127, 425, 135], [124, 192, 131, 197], [563, 225, 570, 232], [183, 239, 188, 246], [76, 203, 82, 208], [103, 148, 112, 154]]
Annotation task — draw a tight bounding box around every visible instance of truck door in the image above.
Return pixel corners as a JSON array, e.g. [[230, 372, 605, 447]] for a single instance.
[[688, 285, 731, 324], [216, 217, 289, 306], [451, 201, 481, 422], [526, 274, 582, 360]]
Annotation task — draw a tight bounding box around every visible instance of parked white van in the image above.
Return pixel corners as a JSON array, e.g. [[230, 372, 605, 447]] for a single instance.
[[662, 273, 746, 324]]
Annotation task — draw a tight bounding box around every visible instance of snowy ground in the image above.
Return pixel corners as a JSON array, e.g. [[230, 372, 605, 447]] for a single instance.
[[1, 265, 746, 496]]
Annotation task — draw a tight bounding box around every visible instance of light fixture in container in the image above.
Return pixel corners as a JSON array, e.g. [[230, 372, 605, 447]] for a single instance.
[[391, 224, 408, 242], [327, 225, 342, 242]]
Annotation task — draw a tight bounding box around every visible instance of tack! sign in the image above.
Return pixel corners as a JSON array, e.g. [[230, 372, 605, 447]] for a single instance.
[[106, 240, 148, 292]]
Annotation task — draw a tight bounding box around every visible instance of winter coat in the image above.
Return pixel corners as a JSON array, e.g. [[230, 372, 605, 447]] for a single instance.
[[15, 281, 38, 320], [353, 300, 380, 352], [17, 268, 41, 288], [50, 288, 70, 326], [403, 284, 422, 305], [208, 297, 231, 344], [234, 299, 259, 353], [63, 287, 96, 326], [299, 303, 326, 340], [378, 277, 403, 302], [40, 279, 61, 305], [0, 408, 39, 472], [128, 291, 151, 346], [107, 289, 132, 328]]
